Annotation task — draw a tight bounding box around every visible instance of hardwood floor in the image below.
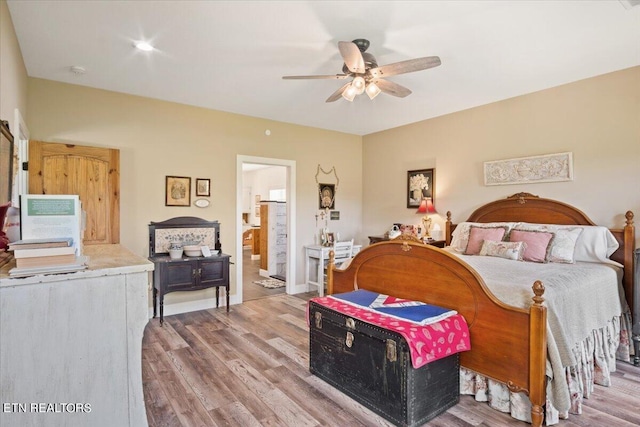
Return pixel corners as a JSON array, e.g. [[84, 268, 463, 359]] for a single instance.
[[142, 294, 640, 427], [242, 247, 285, 301]]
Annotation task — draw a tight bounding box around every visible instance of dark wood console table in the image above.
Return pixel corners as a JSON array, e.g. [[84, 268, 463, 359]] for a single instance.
[[148, 216, 230, 325]]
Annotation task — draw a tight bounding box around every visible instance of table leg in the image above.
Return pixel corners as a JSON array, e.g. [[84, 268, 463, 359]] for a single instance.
[[317, 251, 325, 297], [160, 294, 164, 326], [152, 287, 157, 318], [216, 286, 220, 308], [304, 249, 310, 290], [226, 284, 230, 312]]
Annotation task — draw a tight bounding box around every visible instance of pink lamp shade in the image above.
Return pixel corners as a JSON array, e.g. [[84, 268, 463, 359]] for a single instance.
[[416, 198, 436, 214]]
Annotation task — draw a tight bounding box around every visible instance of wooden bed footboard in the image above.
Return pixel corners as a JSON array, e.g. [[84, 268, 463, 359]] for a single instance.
[[327, 241, 547, 426]]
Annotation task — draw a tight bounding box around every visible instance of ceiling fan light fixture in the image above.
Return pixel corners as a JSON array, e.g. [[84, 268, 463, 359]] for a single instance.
[[366, 81, 381, 100], [283, 39, 441, 103], [342, 84, 357, 102], [352, 76, 366, 94]]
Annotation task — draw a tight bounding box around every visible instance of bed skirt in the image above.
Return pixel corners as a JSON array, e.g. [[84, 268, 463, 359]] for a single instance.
[[460, 310, 634, 425]]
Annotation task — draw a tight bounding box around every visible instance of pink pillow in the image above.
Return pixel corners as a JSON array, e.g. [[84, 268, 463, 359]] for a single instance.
[[508, 229, 555, 263], [464, 226, 508, 255]]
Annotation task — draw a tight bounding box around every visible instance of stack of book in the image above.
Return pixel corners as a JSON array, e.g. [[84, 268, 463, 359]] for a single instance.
[[8, 237, 88, 277]]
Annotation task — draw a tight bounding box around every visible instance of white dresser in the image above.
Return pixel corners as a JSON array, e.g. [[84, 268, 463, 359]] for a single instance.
[[0, 245, 153, 427]]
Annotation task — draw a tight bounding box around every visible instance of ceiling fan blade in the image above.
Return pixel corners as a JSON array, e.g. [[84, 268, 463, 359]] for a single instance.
[[375, 79, 412, 98], [282, 74, 350, 80], [369, 56, 441, 79], [325, 82, 352, 103], [338, 41, 365, 74]]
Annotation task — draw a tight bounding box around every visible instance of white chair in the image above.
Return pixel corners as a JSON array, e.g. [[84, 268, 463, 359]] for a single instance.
[[332, 239, 354, 266], [321, 239, 354, 295]]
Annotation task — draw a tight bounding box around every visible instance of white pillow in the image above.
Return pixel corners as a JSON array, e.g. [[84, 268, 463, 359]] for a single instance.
[[514, 223, 583, 264], [515, 223, 620, 266], [573, 226, 621, 266], [450, 222, 519, 253]]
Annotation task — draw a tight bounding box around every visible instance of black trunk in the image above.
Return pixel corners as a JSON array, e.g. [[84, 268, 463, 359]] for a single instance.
[[309, 301, 459, 427]]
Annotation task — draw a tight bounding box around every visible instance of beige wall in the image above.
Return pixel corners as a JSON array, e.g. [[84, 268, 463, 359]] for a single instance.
[[0, 0, 28, 128], [363, 67, 640, 246], [4, 2, 638, 307], [26, 78, 363, 304]]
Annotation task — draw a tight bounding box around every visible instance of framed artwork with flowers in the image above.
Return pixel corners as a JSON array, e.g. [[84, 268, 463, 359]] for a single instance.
[[407, 168, 435, 208]]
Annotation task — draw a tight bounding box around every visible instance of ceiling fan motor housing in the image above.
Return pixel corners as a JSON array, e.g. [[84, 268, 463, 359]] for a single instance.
[[342, 39, 377, 74], [352, 38, 370, 52]]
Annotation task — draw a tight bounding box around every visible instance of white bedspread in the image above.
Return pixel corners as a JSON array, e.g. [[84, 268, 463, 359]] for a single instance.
[[445, 249, 626, 412]]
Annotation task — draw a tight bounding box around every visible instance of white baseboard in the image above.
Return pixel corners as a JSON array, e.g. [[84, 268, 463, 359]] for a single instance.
[[259, 269, 270, 278], [291, 282, 312, 294], [147, 283, 313, 319], [147, 292, 242, 319], [250, 254, 260, 260]]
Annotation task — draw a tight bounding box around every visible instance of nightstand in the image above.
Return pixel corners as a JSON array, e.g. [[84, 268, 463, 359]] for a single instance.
[[368, 235, 445, 248], [424, 239, 446, 248]]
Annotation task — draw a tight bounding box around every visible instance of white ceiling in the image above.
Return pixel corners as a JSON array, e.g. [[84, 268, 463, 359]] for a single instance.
[[7, 1, 640, 136]]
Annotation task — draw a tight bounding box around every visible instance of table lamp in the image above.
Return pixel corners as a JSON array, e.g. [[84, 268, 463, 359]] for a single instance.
[[416, 198, 436, 238]]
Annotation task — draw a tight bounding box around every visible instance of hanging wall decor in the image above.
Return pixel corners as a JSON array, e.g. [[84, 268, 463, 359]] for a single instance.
[[165, 176, 191, 206], [484, 152, 573, 186], [407, 168, 434, 208], [315, 164, 339, 210], [319, 183, 336, 209], [195, 178, 210, 196]]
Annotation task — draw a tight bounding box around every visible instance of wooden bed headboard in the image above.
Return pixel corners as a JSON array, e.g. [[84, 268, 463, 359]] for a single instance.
[[444, 192, 636, 318]]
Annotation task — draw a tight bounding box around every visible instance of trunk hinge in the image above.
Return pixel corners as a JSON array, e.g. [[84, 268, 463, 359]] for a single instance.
[[386, 339, 397, 362], [314, 311, 322, 329]]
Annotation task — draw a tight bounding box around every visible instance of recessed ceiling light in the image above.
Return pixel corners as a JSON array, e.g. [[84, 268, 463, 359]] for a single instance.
[[134, 41, 154, 52]]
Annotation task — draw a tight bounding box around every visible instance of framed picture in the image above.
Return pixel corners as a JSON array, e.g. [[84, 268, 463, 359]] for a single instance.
[[319, 183, 335, 209], [330, 211, 340, 220], [326, 232, 335, 246], [407, 168, 435, 208], [165, 176, 191, 206], [195, 178, 210, 196]]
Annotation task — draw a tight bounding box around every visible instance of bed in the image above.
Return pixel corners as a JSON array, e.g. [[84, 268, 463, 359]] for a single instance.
[[326, 192, 635, 426]]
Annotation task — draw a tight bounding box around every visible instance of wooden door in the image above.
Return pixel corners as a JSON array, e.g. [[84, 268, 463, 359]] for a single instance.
[[28, 141, 119, 244]]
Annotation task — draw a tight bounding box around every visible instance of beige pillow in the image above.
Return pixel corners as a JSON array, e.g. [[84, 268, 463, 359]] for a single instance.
[[479, 240, 527, 261]]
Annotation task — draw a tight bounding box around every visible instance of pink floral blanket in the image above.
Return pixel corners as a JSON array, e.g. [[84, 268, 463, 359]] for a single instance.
[[308, 291, 471, 368]]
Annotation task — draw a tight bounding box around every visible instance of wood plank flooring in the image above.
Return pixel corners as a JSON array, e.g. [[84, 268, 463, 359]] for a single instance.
[[242, 247, 285, 302], [142, 294, 640, 427]]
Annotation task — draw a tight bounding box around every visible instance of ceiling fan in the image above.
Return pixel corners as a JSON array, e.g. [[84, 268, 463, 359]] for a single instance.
[[282, 38, 441, 102]]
